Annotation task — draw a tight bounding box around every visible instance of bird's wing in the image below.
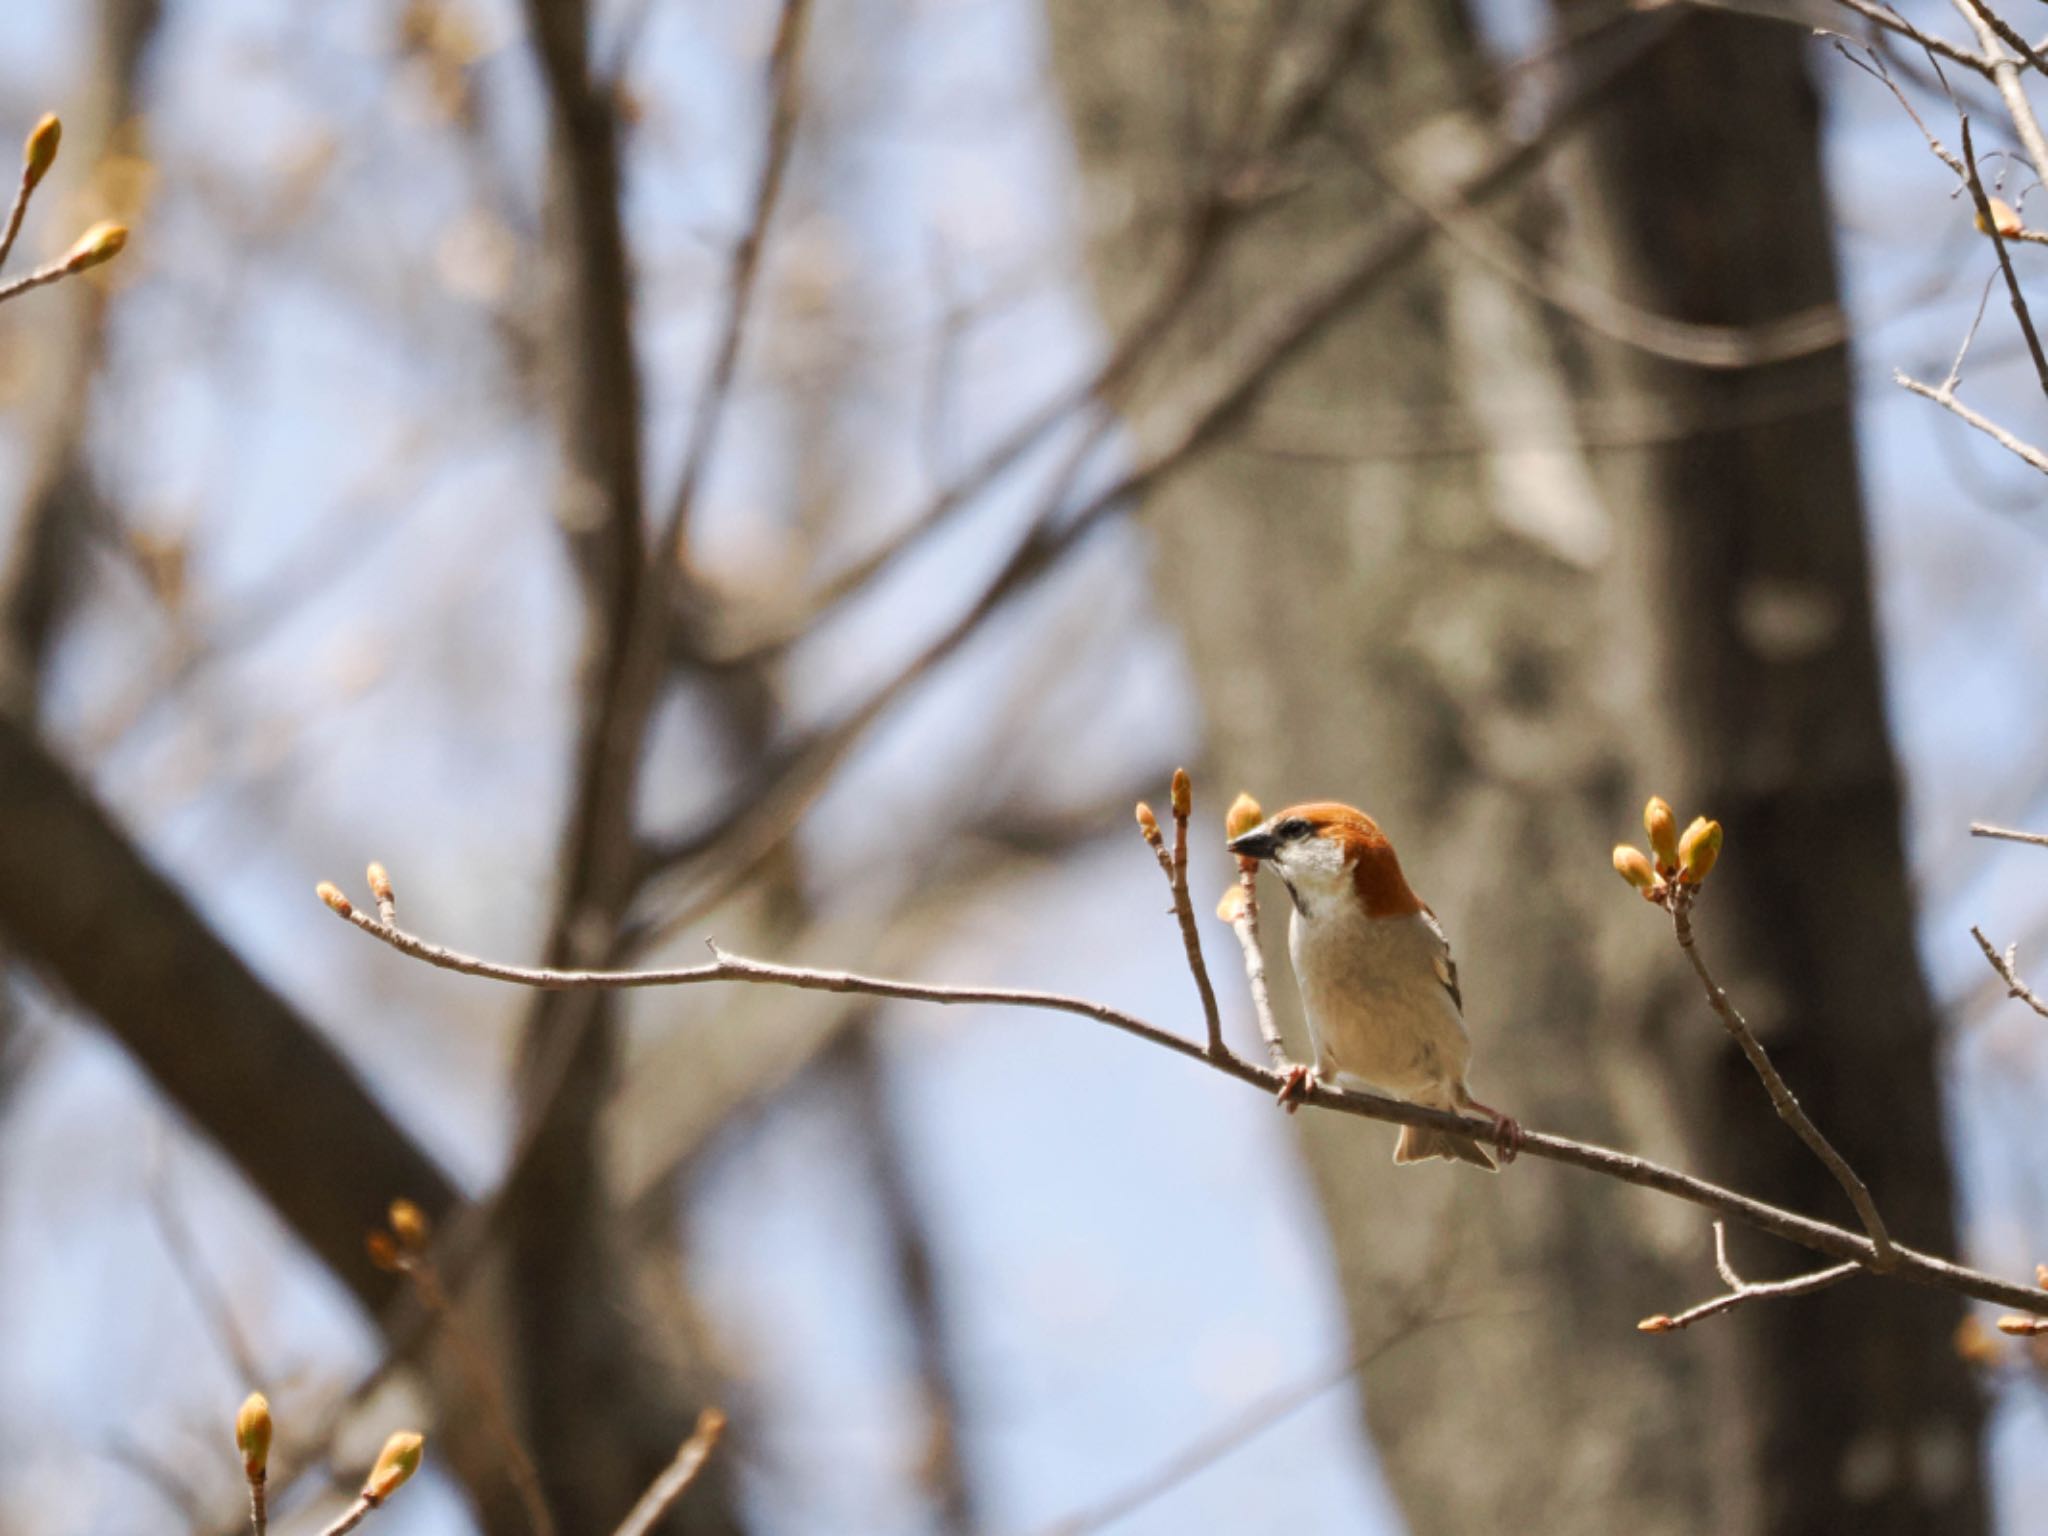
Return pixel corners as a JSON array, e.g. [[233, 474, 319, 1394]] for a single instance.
[[1421, 906, 1462, 1013]]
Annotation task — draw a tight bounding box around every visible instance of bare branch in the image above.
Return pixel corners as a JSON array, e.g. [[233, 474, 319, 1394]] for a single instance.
[[313, 882, 2048, 1318], [1669, 895, 1896, 1268], [609, 1409, 726, 1536], [1953, 0, 2048, 181], [1640, 1222, 1862, 1333], [1138, 775, 1227, 1058], [656, 0, 811, 565], [1220, 861, 1287, 1072], [1970, 923, 2048, 1017], [1959, 116, 2048, 398], [1970, 820, 2048, 847], [1894, 371, 2048, 474]]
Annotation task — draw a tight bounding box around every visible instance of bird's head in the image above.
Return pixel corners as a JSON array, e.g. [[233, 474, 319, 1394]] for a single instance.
[[1226, 801, 1424, 919]]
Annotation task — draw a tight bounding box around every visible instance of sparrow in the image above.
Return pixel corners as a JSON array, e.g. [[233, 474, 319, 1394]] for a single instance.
[[1227, 802, 1517, 1169]]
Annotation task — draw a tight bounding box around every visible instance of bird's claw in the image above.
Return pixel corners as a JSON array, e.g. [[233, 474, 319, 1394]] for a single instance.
[[1488, 1111, 1523, 1165], [1276, 1065, 1314, 1114]]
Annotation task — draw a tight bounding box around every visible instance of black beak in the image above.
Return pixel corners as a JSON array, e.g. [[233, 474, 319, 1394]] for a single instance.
[[1227, 829, 1279, 860]]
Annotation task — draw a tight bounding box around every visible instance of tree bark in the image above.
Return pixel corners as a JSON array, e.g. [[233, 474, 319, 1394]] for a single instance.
[[1043, 3, 1983, 1531]]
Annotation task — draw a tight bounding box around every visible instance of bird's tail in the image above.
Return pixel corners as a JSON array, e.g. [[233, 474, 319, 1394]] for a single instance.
[[1394, 1124, 1497, 1172]]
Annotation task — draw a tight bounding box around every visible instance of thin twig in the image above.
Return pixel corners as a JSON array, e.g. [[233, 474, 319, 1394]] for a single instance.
[[1895, 372, 2048, 474], [656, 0, 810, 565], [0, 252, 93, 308], [316, 1495, 379, 1536], [1642, 1222, 1862, 1332], [1960, 116, 2048, 398], [315, 889, 2048, 1316], [609, 1409, 726, 1536], [0, 155, 36, 275], [1222, 866, 1287, 1071], [1970, 924, 2048, 1017], [1971, 820, 2048, 847], [1143, 776, 1226, 1058], [1957, 0, 2048, 78], [394, 1255, 556, 1536], [1955, 0, 2048, 183], [1669, 897, 1896, 1269]]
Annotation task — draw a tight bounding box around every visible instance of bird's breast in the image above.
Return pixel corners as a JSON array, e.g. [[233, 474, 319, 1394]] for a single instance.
[[1288, 905, 1469, 1100]]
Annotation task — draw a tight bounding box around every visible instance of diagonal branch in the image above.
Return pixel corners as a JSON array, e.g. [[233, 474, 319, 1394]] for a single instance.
[[1638, 1221, 1861, 1333], [1970, 924, 2048, 1017], [1894, 371, 2048, 474], [656, 0, 810, 566], [1669, 897, 1897, 1268], [312, 879, 2048, 1317]]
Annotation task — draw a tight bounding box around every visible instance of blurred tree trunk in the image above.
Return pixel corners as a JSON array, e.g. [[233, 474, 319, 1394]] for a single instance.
[[1044, 4, 1982, 1533]]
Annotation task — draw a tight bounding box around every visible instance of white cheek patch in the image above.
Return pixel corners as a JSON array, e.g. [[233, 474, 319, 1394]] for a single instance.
[[1278, 834, 1350, 900]]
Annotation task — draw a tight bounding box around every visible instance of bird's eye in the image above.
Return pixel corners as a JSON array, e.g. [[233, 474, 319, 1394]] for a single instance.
[[1274, 817, 1311, 841]]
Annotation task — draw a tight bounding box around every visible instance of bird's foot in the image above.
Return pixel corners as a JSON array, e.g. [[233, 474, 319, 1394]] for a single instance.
[[1276, 1065, 1315, 1114], [1466, 1098, 1522, 1165]]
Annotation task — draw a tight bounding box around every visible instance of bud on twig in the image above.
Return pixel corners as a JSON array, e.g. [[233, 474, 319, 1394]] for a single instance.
[[1134, 803, 1162, 848], [1216, 885, 1250, 923], [23, 114, 59, 192], [1644, 797, 1679, 869], [317, 882, 354, 918], [388, 1198, 429, 1249], [1613, 845, 1657, 892], [236, 1392, 273, 1480], [1225, 793, 1263, 841], [61, 220, 126, 273], [1677, 817, 1722, 884], [1636, 1314, 1676, 1333], [1170, 768, 1192, 821], [364, 1431, 425, 1502], [366, 862, 394, 908]]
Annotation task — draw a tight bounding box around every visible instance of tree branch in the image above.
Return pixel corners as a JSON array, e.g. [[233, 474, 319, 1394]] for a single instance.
[[1638, 1221, 1861, 1333], [1669, 895, 1897, 1268], [1970, 924, 2048, 1017], [312, 878, 2048, 1318]]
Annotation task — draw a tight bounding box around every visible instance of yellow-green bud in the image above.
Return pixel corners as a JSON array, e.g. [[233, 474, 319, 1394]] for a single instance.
[[1170, 768, 1192, 821], [1677, 817, 1722, 884], [235, 1392, 273, 1480], [1612, 845, 1657, 891], [1225, 793, 1263, 841], [61, 220, 127, 272], [364, 1431, 424, 1502], [316, 881, 353, 918], [366, 862, 394, 908], [1134, 803, 1161, 846], [1644, 797, 1680, 868], [23, 114, 59, 191]]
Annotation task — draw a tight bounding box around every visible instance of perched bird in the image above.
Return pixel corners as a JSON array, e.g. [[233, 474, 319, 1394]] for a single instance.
[[1227, 802, 1516, 1169]]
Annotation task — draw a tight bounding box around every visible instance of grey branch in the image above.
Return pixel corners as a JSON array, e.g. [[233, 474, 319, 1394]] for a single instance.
[[1670, 899, 1897, 1268], [1643, 1221, 1861, 1333], [1970, 924, 2048, 1018], [316, 880, 2048, 1318], [608, 1409, 726, 1536]]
